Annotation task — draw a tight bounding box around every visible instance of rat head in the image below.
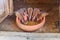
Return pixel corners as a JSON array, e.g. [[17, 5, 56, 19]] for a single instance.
[[41, 12, 48, 17]]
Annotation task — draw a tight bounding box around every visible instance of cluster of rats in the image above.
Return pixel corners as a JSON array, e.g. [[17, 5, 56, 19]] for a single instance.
[[15, 8, 48, 25]]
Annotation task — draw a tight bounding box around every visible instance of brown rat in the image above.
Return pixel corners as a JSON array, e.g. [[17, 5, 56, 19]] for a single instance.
[[15, 8, 28, 24], [32, 8, 41, 21], [37, 12, 48, 21], [27, 8, 33, 21]]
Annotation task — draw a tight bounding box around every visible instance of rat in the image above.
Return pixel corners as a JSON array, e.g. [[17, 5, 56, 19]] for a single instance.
[[37, 12, 48, 21], [15, 8, 29, 24], [27, 8, 33, 21], [32, 8, 41, 21], [15, 8, 27, 24]]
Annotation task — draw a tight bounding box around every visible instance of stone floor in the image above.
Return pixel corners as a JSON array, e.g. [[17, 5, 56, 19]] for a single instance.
[[0, 32, 60, 40]]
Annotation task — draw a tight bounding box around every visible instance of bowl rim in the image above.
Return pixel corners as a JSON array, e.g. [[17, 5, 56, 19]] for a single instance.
[[16, 16, 45, 26]]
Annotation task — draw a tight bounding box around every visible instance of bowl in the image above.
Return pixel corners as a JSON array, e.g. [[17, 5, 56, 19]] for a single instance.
[[16, 16, 45, 31]]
